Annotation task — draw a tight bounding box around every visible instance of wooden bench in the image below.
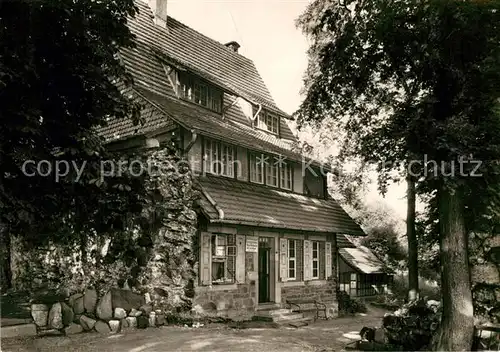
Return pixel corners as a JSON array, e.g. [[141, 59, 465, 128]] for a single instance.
[[285, 299, 328, 321], [473, 324, 500, 351]]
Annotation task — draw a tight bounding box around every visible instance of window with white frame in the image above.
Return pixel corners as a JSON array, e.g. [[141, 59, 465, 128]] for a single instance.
[[249, 152, 294, 190], [178, 72, 223, 113], [280, 162, 293, 190], [288, 239, 296, 280], [204, 138, 234, 177], [211, 234, 236, 284], [249, 153, 264, 184], [254, 108, 280, 135], [266, 158, 279, 187], [312, 241, 319, 279]]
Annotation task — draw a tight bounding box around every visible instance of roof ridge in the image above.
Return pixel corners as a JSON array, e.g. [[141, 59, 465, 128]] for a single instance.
[[136, 1, 255, 63]]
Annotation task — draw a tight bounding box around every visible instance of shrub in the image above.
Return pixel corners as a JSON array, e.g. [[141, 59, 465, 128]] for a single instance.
[[390, 274, 441, 301], [337, 290, 368, 315], [383, 298, 441, 351]]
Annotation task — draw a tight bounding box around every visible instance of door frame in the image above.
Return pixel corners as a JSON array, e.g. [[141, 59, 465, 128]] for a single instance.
[[257, 236, 276, 304]]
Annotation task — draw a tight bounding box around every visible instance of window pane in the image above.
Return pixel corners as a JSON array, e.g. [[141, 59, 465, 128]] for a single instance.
[[250, 153, 264, 184], [212, 261, 225, 280], [266, 159, 278, 187], [179, 74, 222, 112], [280, 163, 293, 190], [205, 138, 234, 177], [288, 240, 295, 257]]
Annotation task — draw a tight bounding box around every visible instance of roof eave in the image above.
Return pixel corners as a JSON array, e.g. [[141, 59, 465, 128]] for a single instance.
[[208, 218, 365, 236]]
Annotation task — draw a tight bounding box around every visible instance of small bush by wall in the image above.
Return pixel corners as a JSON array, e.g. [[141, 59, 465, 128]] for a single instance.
[[337, 290, 368, 315]]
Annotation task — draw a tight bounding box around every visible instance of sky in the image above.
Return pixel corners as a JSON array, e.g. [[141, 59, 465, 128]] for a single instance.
[[162, 0, 410, 223]]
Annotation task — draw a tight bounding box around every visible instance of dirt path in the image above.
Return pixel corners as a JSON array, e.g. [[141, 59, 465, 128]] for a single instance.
[[1, 307, 387, 352]]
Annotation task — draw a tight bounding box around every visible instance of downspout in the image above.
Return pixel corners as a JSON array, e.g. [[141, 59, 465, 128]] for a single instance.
[[201, 188, 224, 220], [183, 129, 198, 156]]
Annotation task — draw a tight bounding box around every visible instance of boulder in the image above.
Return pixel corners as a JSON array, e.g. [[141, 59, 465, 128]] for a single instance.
[[108, 320, 121, 333], [84, 289, 98, 313], [79, 315, 97, 331], [121, 318, 129, 329], [139, 304, 153, 316], [95, 320, 111, 334], [48, 303, 64, 329], [111, 288, 145, 311], [125, 316, 137, 328], [114, 307, 127, 319], [96, 291, 113, 320], [128, 308, 142, 317], [68, 294, 83, 308], [73, 314, 82, 324], [61, 302, 74, 327], [148, 312, 156, 327], [31, 303, 49, 327], [374, 328, 386, 343], [137, 315, 149, 329], [64, 323, 83, 335], [71, 295, 85, 315], [156, 313, 166, 326]]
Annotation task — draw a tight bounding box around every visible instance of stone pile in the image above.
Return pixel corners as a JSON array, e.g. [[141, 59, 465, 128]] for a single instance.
[[29, 287, 167, 336]]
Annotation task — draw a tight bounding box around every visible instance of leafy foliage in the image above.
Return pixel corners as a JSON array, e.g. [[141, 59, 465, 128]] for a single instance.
[[337, 289, 368, 315], [296, 0, 500, 211], [0, 0, 142, 239], [361, 225, 407, 272], [297, 1, 500, 348], [383, 298, 441, 351]]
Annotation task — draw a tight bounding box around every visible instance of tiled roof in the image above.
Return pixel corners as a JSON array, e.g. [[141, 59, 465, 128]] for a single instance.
[[339, 247, 386, 274], [196, 175, 365, 236], [101, 1, 306, 157], [98, 87, 175, 142], [134, 88, 313, 164], [337, 234, 357, 248], [128, 1, 287, 116]]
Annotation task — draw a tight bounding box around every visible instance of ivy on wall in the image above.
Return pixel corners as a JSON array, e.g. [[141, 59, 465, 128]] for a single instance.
[[10, 146, 199, 311]]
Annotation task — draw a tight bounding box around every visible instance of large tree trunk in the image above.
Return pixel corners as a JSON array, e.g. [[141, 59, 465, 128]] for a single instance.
[[406, 176, 419, 301], [432, 185, 474, 351]]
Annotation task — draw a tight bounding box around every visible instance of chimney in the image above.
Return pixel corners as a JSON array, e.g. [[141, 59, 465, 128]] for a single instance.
[[225, 41, 240, 53], [148, 0, 168, 29]]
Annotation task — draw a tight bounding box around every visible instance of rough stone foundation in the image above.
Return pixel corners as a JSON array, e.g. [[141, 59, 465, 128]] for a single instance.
[[281, 280, 338, 318], [193, 283, 257, 320]]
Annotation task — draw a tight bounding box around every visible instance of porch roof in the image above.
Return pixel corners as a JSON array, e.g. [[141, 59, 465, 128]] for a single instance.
[[339, 246, 386, 274], [197, 175, 365, 236]]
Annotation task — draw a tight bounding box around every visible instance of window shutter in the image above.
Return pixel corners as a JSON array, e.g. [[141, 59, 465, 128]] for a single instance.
[[325, 242, 332, 280], [279, 238, 288, 282], [303, 240, 312, 281], [236, 235, 246, 283], [200, 232, 211, 285]]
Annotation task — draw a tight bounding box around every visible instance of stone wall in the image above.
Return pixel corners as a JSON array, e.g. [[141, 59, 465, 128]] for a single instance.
[[469, 232, 500, 324], [281, 280, 338, 317], [26, 287, 166, 337], [192, 283, 257, 320]]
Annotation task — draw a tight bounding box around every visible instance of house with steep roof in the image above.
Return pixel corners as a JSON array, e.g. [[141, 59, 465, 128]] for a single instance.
[[338, 245, 393, 298], [102, 0, 365, 319]]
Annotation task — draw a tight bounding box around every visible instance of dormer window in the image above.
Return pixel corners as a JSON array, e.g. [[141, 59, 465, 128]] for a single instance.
[[253, 108, 280, 135], [177, 72, 223, 113]]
